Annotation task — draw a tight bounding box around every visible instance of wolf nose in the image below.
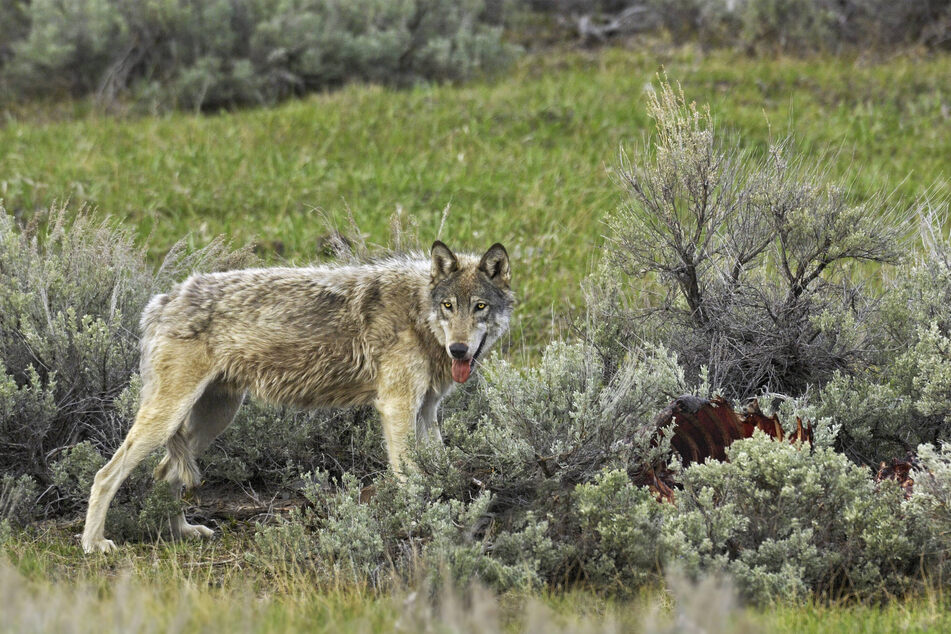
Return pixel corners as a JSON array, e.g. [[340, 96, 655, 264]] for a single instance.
[[449, 343, 469, 359]]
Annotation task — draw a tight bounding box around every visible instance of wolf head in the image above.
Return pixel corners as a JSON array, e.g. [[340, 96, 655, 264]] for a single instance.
[[429, 241, 514, 383]]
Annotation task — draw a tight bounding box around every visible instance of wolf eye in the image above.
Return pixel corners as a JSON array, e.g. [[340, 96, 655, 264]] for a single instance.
[[474, 302, 487, 310], [442, 301, 453, 310]]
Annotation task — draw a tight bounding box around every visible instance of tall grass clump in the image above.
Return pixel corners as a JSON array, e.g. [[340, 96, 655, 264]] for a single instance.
[[1, 0, 516, 110]]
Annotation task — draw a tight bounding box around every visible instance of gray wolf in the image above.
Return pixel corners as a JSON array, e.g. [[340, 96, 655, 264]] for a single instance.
[[81, 241, 513, 553]]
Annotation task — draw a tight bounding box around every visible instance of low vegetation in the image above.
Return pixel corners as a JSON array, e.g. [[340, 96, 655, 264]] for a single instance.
[[2, 20, 951, 628], [2, 1, 948, 112], [6, 536, 951, 633], [0, 0, 515, 110], [532, 0, 951, 53], [2, 77, 951, 616]]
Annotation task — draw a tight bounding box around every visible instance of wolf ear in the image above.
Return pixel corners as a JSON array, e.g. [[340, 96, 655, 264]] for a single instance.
[[431, 240, 459, 283], [479, 243, 510, 287]]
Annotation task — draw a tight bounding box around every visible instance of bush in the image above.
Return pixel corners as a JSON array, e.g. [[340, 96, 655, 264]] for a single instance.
[[3, 0, 516, 110], [602, 79, 909, 400], [201, 401, 386, 487], [0, 203, 394, 521], [0, 474, 38, 533], [251, 470, 557, 592], [457, 83, 951, 598], [251, 413, 947, 601], [4, 79, 951, 604], [249, 337, 685, 593], [49, 440, 182, 543], [572, 469, 672, 590], [669, 434, 924, 602], [906, 443, 951, 577], [807, 214, 951, 463], [248, 337, 687, 593], [420, 339, 684, 589], [0, 1, 29, 71], [417, 340, 683, 510], [533, 0, 951, 52]]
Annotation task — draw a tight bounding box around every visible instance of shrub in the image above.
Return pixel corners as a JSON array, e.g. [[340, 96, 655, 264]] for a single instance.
[[808, 214, 951, 463], [536, 0, 951, 52], [602, 79, 909, 400], [0, 474, 38, 533], [201, 401, 386, 487], [3, 0, 516, 110], [0, 1, 29, 71], [418, 340, 682, 510], [49, 440, 182, 543], [572, 469, 671, 590], [250, 337, 684, 592], [906, 443, 951, 576], [250, 469, 557, 592], [669, 434, 923, 602]]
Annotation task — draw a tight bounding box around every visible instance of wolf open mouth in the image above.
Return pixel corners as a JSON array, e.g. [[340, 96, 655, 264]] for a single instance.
[[450, 334, 487, 383]]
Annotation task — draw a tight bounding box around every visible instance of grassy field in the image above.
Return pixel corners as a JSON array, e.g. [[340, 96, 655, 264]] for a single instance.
[[3, 45, 951, 631], [4, 527, 951, 633], [2, 46, 949, 351]]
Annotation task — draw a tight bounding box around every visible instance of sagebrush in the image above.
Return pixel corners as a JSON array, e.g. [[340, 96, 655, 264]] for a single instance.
[[1, 0, 515, 110]]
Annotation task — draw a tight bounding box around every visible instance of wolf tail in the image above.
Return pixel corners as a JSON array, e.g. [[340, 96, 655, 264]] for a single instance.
[[139, 292, 201, 489], [138, 293, 170, 390], [153, 431, 201, 489]]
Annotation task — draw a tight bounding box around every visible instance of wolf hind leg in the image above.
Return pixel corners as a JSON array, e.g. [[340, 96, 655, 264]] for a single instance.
[[415, 388, 444, 446], [82, 350, 215, 554], [158, 380, 244, 540]]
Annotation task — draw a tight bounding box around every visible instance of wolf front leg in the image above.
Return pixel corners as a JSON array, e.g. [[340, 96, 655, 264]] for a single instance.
[[374, 344, 429, 476]]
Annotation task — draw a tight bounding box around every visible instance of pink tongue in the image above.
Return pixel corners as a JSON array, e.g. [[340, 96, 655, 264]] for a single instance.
[[451, 358, 472, 383]]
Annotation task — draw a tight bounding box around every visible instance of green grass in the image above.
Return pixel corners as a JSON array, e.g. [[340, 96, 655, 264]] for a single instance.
[[2, 46, 949, 351], [3, 528, 950, 633]]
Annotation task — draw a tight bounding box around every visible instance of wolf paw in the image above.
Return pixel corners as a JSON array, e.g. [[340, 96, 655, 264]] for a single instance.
[[82, 538, 117, 554], [177, 522, 215, 540]]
